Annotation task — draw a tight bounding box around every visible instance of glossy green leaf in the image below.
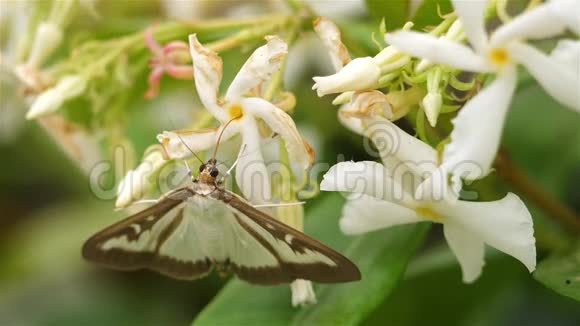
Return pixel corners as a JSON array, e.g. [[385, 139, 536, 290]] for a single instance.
[[534, 243, 580, 301], [193, 193, 430, 325], [365, 0, 408, 30]]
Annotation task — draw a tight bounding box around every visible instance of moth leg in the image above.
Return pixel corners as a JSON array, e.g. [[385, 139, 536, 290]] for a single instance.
[[219, 144, 248, 183], [183, 160, 193, 179]]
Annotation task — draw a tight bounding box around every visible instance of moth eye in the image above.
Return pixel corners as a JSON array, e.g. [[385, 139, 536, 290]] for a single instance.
[[199, 164, 206, 172], [210, 167, 219, 178]]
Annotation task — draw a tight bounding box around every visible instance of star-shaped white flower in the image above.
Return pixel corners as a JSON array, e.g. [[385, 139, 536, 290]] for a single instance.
[[385, 0, 580, 191], [320, 116, 536, 283], [157, 34, 313, 204]]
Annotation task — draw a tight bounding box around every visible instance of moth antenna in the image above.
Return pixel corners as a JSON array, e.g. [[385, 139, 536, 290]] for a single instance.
[[212, 116, 240, 161], [174, 132, 205, 164], [166, 115, 204, 164]]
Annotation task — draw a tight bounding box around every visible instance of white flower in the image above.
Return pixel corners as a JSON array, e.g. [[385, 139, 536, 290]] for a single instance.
[[312, 19, 413, 97], [320, 119, 536, 283], [158, 34, 313, 204], [385, 0, 580, 190], [290, 279, 316, 307], [312, 57, 381, 96], [26, 75, 87, 119], [116, 147, 166, 208]]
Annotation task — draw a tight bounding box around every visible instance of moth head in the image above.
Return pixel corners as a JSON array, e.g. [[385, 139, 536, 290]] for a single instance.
[[198, 158, 219, 183]]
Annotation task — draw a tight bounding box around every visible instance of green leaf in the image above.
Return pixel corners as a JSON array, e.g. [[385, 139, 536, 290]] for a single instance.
[[193, 193, 430, 325], [365, 0, 409, 30], [534, 243, 580, 301], [412, 0, 453, 29]]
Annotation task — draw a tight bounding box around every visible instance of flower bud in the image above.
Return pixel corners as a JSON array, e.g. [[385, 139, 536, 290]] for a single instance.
[[26, 75, 87, 119], [116, 147, 166, 208], [312, 57, 381, 96], [26, 22, 63, 68], [291, 279, 317, 307], [422, 92, 442, 127]]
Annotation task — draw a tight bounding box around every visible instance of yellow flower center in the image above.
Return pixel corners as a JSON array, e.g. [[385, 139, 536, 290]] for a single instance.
[[228, 105, 244, 120], [416, 206, 443, 222], [489, 48, 510, 68]]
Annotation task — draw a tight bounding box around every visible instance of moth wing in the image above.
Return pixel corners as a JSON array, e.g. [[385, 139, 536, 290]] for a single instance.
[[222, 192, 361, 284], [82, 188, 212, 280]]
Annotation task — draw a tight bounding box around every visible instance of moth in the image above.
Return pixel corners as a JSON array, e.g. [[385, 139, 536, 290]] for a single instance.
[[82, 156, 361, 285]]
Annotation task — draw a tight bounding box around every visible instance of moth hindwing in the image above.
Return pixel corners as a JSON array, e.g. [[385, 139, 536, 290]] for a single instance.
[[83, 162, 361, 285]]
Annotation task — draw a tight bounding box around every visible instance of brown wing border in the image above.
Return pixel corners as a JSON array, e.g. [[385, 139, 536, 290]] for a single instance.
[[221, 191, 361, 284], [82, 187, 212, 280]]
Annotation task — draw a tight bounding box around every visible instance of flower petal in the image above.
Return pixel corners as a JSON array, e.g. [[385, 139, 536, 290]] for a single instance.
[[236, 117, 271, 204], [451, 0, 488, 53], [340, 194, 421, 235], [313, 17, 351, 71], [361, 116, 439, 176], [312, 57, 381, 96], [443, 223, 485, 283], [343, 90, 394, 120], [443, 193, 536, 272], [510, 42, 580, 112], [225, 36, 288, 103], [189, 34, 227, 121], [157, 124, 239, 160], [241, 97, 313, 168], [491, 2, 568, 46], [551, 39, 580, 68], [144, 25, 163, 57], [320, 161, 413, 204], [144, 66, 164, 100], [385, 31, 491, 72], [443, 66, 517, 180], [547, 0, 580, 35]]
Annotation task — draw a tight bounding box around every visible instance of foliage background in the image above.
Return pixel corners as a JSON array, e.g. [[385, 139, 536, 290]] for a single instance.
[[0, 0, 579, 325]]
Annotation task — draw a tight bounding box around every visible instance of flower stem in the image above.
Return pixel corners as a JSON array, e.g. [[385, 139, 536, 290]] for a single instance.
[[206, 18, 293, 53], [495, 149, 580, 234]]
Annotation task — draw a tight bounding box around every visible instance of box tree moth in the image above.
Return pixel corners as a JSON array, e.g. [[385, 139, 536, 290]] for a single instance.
[[82, 127, 361, 285]]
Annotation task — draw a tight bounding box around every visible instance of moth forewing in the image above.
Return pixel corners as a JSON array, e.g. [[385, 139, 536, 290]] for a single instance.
[[81, 187, 213, 280], [221, 191, 361, 284]]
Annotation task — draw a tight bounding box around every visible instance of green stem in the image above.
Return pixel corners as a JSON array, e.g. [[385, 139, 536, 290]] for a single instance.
[[263, 23, 300, 102], [285, 0, 316, 16], [495, 150, 580, 234], [206, 18, 293, 53]]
